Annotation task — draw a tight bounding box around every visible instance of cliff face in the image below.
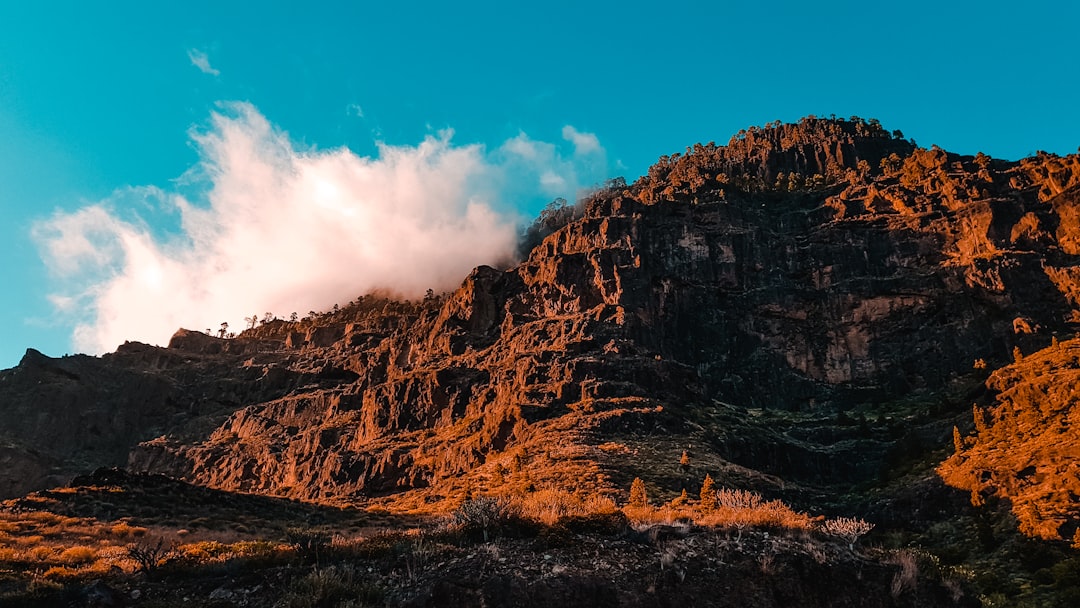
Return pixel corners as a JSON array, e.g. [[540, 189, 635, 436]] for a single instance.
[[3, 117, 1079, 523]]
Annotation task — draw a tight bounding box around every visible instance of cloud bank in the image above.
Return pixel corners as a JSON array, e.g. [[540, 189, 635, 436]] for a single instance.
[[34, 103, 607, 354]]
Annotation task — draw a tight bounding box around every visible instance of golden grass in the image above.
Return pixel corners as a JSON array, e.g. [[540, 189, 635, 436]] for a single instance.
[[109, 521, 147, 538], [58, 545, 97, 565], [623, 486, 817, 531], [512, 488, 618, 526]]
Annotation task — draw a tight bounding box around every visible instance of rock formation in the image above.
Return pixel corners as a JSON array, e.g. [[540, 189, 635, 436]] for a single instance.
[[1, 116, 1077, 526]]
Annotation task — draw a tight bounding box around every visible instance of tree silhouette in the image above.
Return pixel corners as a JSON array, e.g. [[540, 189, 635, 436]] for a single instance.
[[218, 322, 229, 338]]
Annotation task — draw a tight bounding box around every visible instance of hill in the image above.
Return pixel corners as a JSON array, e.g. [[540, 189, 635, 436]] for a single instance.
[[3, 116, 1080, 606]]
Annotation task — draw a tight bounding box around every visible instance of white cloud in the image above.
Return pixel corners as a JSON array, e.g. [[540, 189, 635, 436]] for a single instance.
[[187, 49, 220, 76], [500, 127, 607, 197], [539, 171, 566, 191], [346, 103, 364, 118], [35, 103, 609, 354], [562, 125, 601, 155]]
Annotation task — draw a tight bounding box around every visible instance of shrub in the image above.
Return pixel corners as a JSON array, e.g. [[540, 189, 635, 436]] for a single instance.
[[58, 545, 97, 566], [127, 538, 171, 574], [822, 517, 874, 550], [887, 549, 919, 597], [716, 488, 762, 510], [110, 522, 147, 538], [629, 478, 648, 508], [286, 528, 331, 565], [27, 545, 54, 562], [452, 496, 517, 542], [671, 489, 689, 507], [699, 475, 716, 510]]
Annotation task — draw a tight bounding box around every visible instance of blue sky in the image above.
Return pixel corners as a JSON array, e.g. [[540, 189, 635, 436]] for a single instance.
[[1, 1, 1078, 369]]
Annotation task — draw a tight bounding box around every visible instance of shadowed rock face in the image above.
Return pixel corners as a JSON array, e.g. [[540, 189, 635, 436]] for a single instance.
[[2, 117, 1079, 517]]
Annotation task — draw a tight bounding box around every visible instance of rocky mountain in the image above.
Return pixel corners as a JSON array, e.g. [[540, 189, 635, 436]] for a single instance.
[[3, 116, 1080, 606]]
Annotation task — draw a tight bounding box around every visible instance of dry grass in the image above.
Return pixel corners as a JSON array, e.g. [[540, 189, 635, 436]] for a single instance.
[[109, 521, 148, 538], [622, 485, 817, 532], [57, 545, 97, 565], [513, 489, 618, 526]]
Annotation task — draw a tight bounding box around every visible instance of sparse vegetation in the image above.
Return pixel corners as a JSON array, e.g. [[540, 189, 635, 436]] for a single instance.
[[127, 538, 171, 574], [285, 527, 331, 564], [821, 517, 874, 551]]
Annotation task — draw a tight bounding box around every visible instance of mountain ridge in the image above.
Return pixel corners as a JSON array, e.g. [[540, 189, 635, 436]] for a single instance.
[[3, 116, 1080, 605]]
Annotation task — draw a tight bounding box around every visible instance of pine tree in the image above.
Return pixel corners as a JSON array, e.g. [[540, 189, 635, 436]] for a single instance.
[[973, 405, 989, 437], [953, 426, 965, 454], [629, 477, 648, 507], [700, 474, 717, 510], [679, 450, 690, 468]]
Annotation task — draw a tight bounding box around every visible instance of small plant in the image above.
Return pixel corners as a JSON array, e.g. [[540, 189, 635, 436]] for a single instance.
[[715, 487, 762, 510], [629, 478, 648, 508], [286, 527, 331, 564], [452, 496, 516, 542], [887, 548, 919, 598], [127, 538, 171, 574], [821, 517, 874, 551], [670, 489, 689, 507], [699, 474, 717, 510], [58, 545, 97, 566]]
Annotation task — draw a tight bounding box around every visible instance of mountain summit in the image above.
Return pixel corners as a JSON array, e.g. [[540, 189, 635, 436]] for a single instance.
[[3, 117, 1080, 606]]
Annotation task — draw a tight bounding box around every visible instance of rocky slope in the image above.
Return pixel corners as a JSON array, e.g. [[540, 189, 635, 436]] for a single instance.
[[3, 115, 1079, 522], [124, 117, 1080, 508]]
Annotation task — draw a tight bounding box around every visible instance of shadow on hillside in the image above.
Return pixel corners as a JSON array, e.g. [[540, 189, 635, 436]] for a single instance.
[[2, 468, 420, 536]]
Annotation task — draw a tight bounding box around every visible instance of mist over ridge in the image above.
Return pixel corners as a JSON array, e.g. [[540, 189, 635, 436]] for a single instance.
[[34, 102, 608, 354]]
